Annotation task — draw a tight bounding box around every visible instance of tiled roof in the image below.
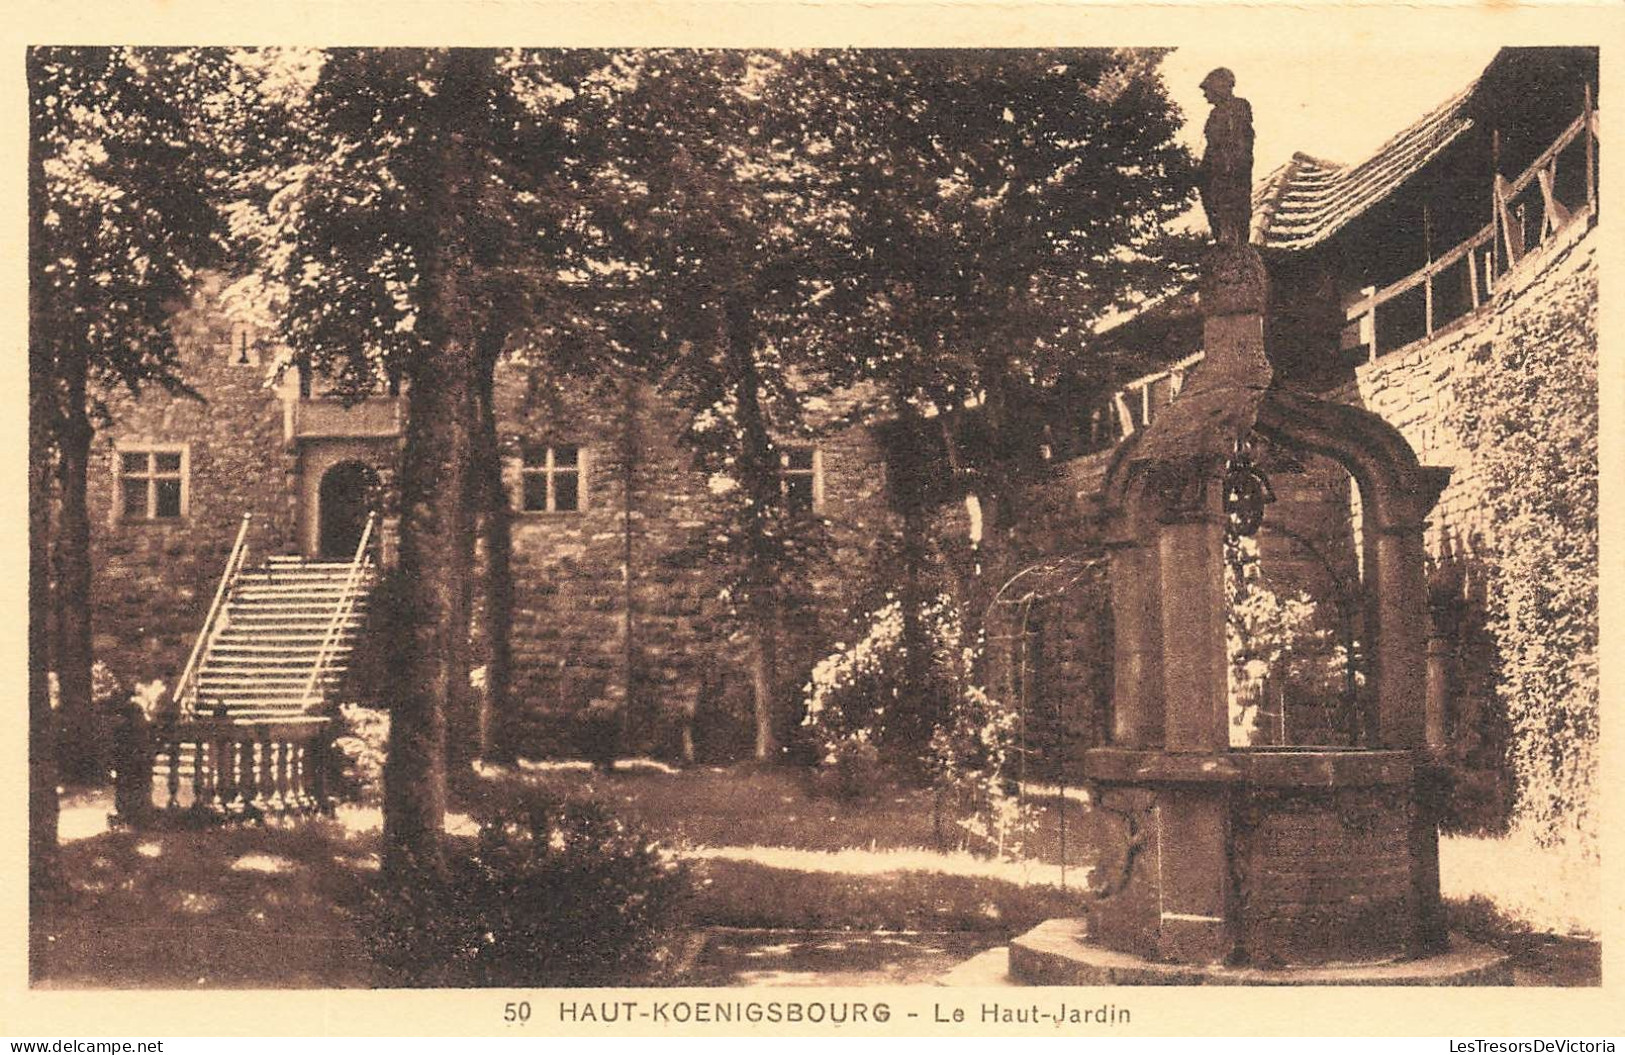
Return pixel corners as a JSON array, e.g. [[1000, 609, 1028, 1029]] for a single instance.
[[1251, 82, 1478, 251]]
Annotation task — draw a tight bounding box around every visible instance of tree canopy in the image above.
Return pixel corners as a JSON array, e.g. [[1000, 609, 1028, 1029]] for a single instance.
[[33, 45, 1200, 868], [32, 47, 230, 403]]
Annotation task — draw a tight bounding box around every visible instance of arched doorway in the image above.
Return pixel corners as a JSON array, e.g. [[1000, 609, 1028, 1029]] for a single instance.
[[318, 461, 380, 559]]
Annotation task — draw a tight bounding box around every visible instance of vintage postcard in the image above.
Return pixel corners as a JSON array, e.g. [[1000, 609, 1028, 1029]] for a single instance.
[[1, 0, 1620, 1040]]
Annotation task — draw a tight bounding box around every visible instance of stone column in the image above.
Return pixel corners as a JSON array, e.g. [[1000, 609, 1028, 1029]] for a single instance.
[[1154, 789, 1234, 961], [1158, 502, 1230, 752], [1425, 632, 1450, 754], [1107, 527, 1165, 748], [1362, 512, 1446, 955], [1369, 523, 1430, 750]]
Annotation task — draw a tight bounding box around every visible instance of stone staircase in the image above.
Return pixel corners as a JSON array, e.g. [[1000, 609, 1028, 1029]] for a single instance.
[[189, 555, 375, 720]]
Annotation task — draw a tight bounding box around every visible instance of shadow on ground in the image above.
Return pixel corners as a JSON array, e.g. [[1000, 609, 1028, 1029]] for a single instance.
[[1444, 896, 1601, 986], [34, 780, 1601, 989], [684, 928, 1002, 986], [37, 821, 377, 989]]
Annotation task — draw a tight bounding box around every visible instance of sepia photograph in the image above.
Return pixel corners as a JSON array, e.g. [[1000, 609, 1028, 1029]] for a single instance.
[[8, 9, 1615, 1036]]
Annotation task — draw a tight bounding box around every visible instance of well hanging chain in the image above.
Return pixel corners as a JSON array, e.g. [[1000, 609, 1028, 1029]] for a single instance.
[[1223, 438, 1274, 539], [1223, 438, 1274, 595]]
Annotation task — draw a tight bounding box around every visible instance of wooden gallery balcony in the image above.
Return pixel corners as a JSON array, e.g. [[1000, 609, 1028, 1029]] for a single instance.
[[1343, 101, 1599, 362]]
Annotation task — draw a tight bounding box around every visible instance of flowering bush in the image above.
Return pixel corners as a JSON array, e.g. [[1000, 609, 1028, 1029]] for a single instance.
[[927, 680, 1026, 857], [49, 661, 127, 712], [802, 594, 1029, 854], [815, 734, 884, 801], [801, 596, 914, 761], [130, 679, 169, 720], [1225, 534, 1361, 746], [332, 703, 389, 805], [93, 662, 124, 708]]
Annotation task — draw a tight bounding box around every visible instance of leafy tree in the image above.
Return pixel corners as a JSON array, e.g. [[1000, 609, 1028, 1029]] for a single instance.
[[799, 49, 1200, 757], [28, 48, 230, 787], [536, 50, 1197, 762], [812, 48, 1197, 492], [520, 51, 848, 761], [227, 48, 583, 873]]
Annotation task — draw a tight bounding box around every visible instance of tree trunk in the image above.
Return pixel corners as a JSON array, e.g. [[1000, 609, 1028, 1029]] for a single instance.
[[620, 374, 641, 756], [29, 345, 60, 983], [53, 357, 97, 785], [897, 488, 933, 757], [748, 610, 779, 763], [443, 365, 482, 777], [27, 50, 62, 977], [475, 348, 517, 765], [381, 50, 484, 879], [891, 401, 935, 771], [725, 307, 782, 763], [384, 343, 477, 879]]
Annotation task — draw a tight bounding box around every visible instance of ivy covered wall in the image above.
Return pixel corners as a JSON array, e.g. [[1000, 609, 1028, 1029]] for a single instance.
[[1352, 221, 1599, 844]]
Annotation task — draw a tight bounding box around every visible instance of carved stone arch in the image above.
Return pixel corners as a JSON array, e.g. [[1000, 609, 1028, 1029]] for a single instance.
[[1100, 432, 1155, 537], [1070, 193, 1478, 977], [1254, 387, 1450, 534], [1254, 386, 1451, 751]]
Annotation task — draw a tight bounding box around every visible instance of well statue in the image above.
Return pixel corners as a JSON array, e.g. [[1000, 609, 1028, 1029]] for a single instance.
[[1199, 67, 1254, 245]]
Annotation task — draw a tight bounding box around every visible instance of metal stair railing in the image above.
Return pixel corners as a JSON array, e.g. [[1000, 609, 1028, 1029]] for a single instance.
[[300, 511, 377, 710], [171, 513, 254, 719]]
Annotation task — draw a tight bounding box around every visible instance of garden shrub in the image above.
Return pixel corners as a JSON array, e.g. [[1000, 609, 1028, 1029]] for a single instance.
[[331, 703, 389, 805], [360, 789, 690, 987], [810, 734, 885, 802], [925, 678, 1024, 856], [802, 594, 1028, 853], [1447, 270, 1598, 849]]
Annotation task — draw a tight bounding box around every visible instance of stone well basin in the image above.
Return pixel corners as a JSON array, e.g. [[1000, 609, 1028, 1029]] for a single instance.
[[1081, 746, 1443, 967]]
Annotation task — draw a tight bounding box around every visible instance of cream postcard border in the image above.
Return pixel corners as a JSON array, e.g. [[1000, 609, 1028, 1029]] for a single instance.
[[0, 0, 1619, 1037]]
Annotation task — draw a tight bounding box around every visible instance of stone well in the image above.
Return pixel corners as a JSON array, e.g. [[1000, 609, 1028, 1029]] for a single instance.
[[1005, 246, 1510, 984]]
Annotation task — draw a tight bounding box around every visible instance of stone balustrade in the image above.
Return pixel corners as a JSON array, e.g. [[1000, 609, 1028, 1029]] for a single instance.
[[115, 714, 333, 825]]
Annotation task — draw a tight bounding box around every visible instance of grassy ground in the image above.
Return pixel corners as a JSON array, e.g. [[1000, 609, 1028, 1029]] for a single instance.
[[37, 819, 376, 989], [34, 766, 1602, 987], [491, 762, 1108, 866], [482, 763, 1105, 932], [38, 766, 1096, 987]]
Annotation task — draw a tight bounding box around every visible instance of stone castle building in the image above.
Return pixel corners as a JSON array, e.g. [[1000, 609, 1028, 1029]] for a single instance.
[[89, 284, 898, 760], [86, 47, 1598, 782]]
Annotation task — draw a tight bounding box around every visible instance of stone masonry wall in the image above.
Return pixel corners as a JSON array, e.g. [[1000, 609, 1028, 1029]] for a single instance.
[[1346, 220, 1597, 556], [491, 366, 896, 761], [86, 287, 894, 763], [1342, 220, 1598, 824], [88, 275, 302, 691]]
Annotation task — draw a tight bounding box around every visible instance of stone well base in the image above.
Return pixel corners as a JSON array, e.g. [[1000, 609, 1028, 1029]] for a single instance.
[[1009, 919, 1512, 986]]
